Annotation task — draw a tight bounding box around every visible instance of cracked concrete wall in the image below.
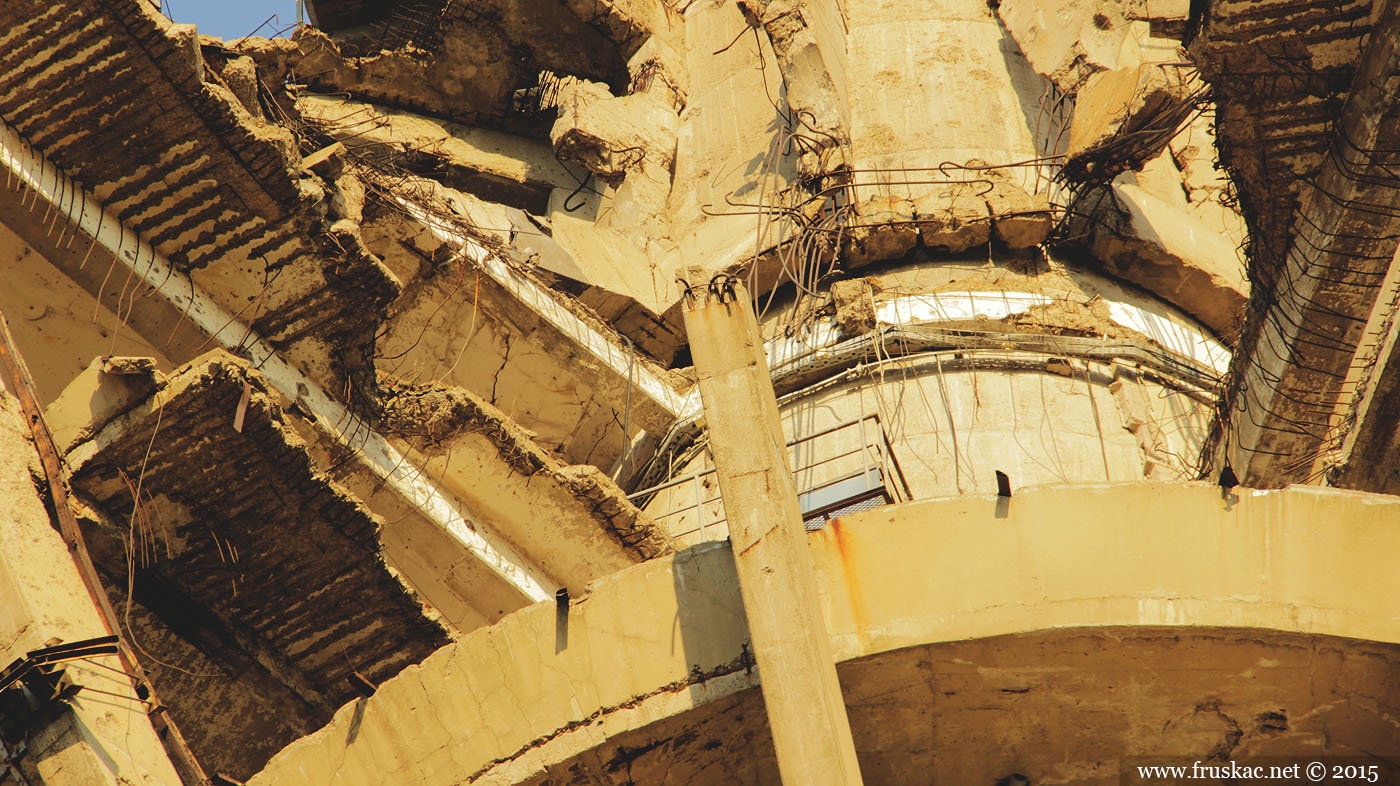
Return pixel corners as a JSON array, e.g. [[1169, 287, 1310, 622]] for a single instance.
[[370, 201, 678, 471], [250, 483, 1400, 786]]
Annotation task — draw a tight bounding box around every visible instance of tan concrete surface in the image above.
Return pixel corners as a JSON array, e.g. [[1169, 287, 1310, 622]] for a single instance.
[[250, 482, 1400, 786], [682, 278, 864, 786], [0, 387, 182, 786]]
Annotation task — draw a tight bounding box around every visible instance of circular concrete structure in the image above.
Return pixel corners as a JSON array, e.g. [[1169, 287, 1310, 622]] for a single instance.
[[251, 483, 1400, 786]]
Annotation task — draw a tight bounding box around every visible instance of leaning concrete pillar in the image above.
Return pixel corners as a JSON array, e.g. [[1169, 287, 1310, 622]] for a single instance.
[[0, 381, 182, 786], [678, 272, 866, 786]]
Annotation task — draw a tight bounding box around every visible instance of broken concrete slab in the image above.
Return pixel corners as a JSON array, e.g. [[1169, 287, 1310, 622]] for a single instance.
[[1064, 56, 1204, 182], [916, 191, 992, 253], [62, 351, 453, 713], [1123, 0, 1190, 36], [551, 79, 679, 187], [377, 378, 671, 594], [298, 94, 574, 214], [45, 356, 161, 452], [996, 0, 1139, 92], [1082, 177, 1247, 340], [983, 175, 1054, 250]]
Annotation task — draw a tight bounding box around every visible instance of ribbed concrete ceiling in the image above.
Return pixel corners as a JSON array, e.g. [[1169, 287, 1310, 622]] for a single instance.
[[68, 352, 451, 711]]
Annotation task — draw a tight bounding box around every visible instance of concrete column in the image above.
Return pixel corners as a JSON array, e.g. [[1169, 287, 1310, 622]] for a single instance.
[[679, 274, 865, 786], [0, 385, 182, 786]]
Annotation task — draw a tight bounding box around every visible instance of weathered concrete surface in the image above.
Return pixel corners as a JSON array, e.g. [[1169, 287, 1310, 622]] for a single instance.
[[739, 0, 850, 175], [0, 387, 183, 786], [997, 0, 1139, 92], [681, 277, 865, 786], [378, 378, 671, 594], [250, 483, 1400, 786], [493, 629, 1400, 786], [298, 94, 575, 213], [0, 223, 176, 405]]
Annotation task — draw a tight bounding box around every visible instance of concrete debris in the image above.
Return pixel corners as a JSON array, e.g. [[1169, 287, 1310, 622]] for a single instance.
[[829, 277, 884, 337], [996, 0, 1137, 93], [628, 36, 688, 110], [297, 94, 573, 214], [215, 55, 266, 121], [738, 0, 850, 176], [551, 79, 679, 187], [1064, 55, 1205, 182], [1123, 0, 1190, 36], [246, 26, 522, 124], [844, 196, 919, 266], [983, 174, 1055, 250], [44, 356, 160, 453], [916, 191, 992, 253], [1079, 175, 1247, 340]]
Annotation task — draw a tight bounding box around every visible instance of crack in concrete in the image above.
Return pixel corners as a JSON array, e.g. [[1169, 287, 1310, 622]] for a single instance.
[[462, 654, 754, 784], [489, 334, 511, 406]]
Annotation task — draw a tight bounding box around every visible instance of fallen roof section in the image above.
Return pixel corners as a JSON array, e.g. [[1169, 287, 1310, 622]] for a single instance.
[[58, 351, 454, 707], [1194, 0, 1400, 486], [0, 0, 400, 407], [0, 109, 563, 612]]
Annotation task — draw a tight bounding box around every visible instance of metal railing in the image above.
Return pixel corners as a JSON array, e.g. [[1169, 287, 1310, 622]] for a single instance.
[[629, 414, 909, 540]]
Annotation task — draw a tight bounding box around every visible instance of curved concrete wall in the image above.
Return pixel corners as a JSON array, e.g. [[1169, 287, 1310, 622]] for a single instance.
[[250, 483, 1400, 786], [643, 259, 1227, 545]]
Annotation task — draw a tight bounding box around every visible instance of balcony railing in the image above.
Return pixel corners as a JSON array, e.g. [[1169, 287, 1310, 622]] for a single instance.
[[629, 413, 910, 541]]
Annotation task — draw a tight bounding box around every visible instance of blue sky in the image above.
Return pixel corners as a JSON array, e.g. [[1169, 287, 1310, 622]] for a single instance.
[[163, 0, 301, 40]]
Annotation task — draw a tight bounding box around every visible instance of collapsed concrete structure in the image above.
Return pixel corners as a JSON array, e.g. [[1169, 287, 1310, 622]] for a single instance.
[[0, 0, 1396, 784]]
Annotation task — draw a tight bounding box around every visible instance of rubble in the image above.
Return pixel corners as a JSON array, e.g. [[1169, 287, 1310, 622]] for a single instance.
[[1079, 171, 1247, 340], [551, 79, 679, 186], [916, 191, 992, 253]]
